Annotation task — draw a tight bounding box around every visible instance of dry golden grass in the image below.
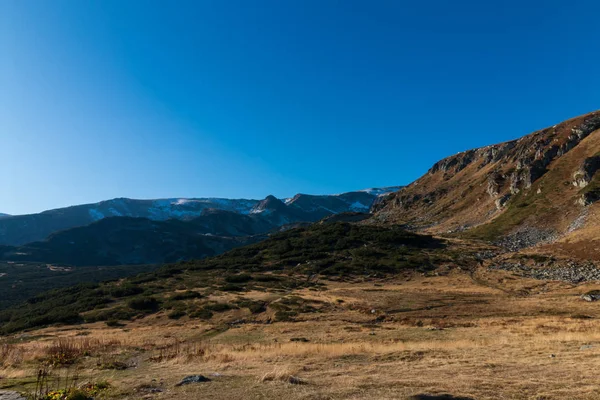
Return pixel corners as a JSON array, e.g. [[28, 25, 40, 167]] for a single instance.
[[4, 269, 600, 399]]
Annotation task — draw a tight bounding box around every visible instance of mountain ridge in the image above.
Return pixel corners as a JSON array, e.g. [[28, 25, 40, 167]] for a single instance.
[[373, 110, 600, 257], [0, 187, 402, 246]]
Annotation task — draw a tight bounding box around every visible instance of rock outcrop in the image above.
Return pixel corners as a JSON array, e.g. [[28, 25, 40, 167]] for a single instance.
[[577, 190, 600, 206], [573, 155, 600, 188]]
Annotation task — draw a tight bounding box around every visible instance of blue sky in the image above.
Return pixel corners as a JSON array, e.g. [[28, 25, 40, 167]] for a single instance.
[[1, 0, 599, 215]]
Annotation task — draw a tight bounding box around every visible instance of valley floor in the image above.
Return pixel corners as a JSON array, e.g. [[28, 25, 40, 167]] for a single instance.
[[3, 268, 600, 399]]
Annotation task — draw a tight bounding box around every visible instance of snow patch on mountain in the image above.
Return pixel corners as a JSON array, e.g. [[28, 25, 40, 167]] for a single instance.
[[108, 208, 123, 217], [349, 201, 370, 211], [89, 209, 105, 221], [173, 199, 197, 205], [357, 186, 404, 196], [250, 208, 272, 215]]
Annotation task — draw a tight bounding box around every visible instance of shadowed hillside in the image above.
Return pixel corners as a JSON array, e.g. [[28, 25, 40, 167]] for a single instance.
[[0, 216, 262, 266]]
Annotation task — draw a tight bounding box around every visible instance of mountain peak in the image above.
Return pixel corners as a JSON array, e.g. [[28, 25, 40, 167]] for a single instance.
[[250, 195, 287, 215]]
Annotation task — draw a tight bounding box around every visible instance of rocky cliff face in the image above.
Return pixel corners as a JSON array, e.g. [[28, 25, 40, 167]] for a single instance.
[[374, 110, 600, 256]]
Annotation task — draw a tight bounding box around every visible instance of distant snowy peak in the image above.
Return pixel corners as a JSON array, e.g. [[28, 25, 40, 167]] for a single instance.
[[86, 197, 260, 222], [250, 195, 287, 215], [0, 186, 404, 246], [149, 197, 258, 218], [357, 186, 404, 196], [286, 191, 376, 215]]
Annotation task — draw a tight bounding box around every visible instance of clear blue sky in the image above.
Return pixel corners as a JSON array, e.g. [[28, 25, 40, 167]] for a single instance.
[[1, 0, 599, 215]]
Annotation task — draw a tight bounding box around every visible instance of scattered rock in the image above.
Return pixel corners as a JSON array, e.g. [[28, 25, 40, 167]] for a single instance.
[[497, 228, 558, 251], [409, 395, 475, 400], [175, 375, 211, 386], [581, 290, 600, 302], [138, 387, 163, 394], [580, 345, 594, 350], [581, 294, 597, 302], [488, 261, 600, 283], [568, 209, 588, 232], [374, 315, 387, 322], [287, 376, 307, 385], [290, 337, 310, 343], [0, 392, 27, 400]]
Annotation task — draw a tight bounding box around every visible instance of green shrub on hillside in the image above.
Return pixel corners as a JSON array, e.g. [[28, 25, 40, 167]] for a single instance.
[[127, 296, 160, 311], [0, 222, 450, 334]]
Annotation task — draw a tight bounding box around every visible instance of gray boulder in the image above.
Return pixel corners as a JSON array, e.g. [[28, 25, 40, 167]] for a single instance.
[[175, 375, 211, 386], [0, 392, 27, 400]]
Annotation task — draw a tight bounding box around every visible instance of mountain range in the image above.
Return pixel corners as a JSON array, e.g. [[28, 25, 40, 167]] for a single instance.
[[0, 187, 401, 266], [6, 111, 600, 267], [2, 110, 600, 334], [4, 109, 600, 317]]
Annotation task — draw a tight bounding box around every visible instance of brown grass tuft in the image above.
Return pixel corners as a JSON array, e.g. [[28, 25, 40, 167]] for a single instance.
[[260, 365, 307, 385]]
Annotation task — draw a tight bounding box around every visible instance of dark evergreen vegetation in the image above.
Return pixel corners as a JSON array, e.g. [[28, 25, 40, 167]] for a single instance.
[[0, 222, 453, 335]]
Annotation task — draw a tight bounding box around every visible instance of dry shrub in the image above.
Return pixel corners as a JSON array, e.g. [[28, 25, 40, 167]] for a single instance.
[[43, 337, 121, 366], [1, 342, 24, 367]]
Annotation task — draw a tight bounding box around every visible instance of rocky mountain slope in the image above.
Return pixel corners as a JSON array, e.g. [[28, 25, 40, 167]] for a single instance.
[[374, 110, 600, 257], [0, 188, 401, 246]]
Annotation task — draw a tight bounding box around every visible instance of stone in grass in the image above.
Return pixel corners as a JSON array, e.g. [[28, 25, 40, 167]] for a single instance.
[[175, 375, 212, 386], [581, 290, 600, 302], [288, 376, 307, 385], [409, 395, 474, 400], [0, 391, 27, 400], [290, 337, 310, 343]]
